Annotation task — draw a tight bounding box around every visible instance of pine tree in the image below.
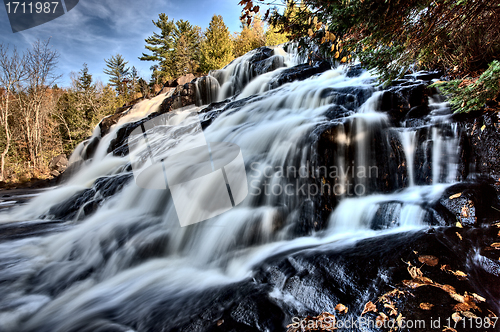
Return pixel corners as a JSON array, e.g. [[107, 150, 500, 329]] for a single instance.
[[139, 14, 201, 80], [200, 15, 234, 72], [76, 63, 93, 92], [103, 54, 130, 96]]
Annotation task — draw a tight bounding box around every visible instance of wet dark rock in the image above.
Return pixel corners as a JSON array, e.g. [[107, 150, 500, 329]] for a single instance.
[[83, 136, 100, 160], [403, 70, 442, 82], [320, 86, 373, 112], [269, 61, 331, 90], [195, 75, 220, 106], [405, 105, 430, 119], [99, 106, 132, 137], [345, 64, 364, 78], [454, 111, 500, 180], [253, 55, 284, 77], [128, 227, 499, 332], [380, 82, 432, 126], [432, 181, 500, 226], [46, 174, 132, 220]]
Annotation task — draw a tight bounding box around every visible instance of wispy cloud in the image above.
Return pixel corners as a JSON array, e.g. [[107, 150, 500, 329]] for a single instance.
[[1, 0, 247, 86]]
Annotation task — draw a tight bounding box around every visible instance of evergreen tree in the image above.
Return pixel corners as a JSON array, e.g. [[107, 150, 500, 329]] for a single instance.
[[200, 15, 234, 72], [77, 63, 93, 92], [140, 14, 201, 80], [103, 54, 130, 96], [129, 66, 140, 96]]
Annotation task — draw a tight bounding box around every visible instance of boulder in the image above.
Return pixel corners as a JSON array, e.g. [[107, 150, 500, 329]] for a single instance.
[[48, 154, 68, 174]]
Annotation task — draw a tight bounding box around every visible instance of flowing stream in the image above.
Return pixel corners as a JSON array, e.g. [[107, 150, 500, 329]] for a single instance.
[[0, 46, 464, 332]]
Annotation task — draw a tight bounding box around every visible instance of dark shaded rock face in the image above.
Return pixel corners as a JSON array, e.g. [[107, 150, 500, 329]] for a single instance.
[[80, 227, 497, 332], [166, 73, 196, 87], [269, 61, 331, 90], [46, 174, 132, 220], [379, 82, 434, 126], [455, 111, 500, 181]]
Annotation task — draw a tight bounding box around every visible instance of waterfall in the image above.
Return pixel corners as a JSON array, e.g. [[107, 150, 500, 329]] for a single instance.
[[399, 130, 417, 186], [0, 46, 464, 332]]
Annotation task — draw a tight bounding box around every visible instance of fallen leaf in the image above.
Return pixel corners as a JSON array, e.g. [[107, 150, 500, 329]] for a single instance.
[[452, 270, 468, 279], [408, 265, 423, 279], [335, 303, 348, 314], [481, 125, 486, 131], [452, 312, 461, 322], [456, 232, 462, 240], [396, 313, 404, 326], [361, 301, 377, 315], [449, 193, 462, 199], [462, 311, 478, 318], [442, 327, 457, 332], [491, 243, 500, 249], [383, 289, 406, 298], [376, 313, 388, 327], [440, 284, 457, 294], [450, 292, 466, 303], [420, 303, 434, 310], [454, 295, 480, 312], [217, 319, 224, 326], [402, 279, 426, 288], [384, 303, 398, 316], [418, 255, 439, 266], [456, 222, 463, 228], [472, 293, 486, 302]]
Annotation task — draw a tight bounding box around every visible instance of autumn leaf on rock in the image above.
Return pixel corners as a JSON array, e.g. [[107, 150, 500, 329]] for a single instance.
[[419, 303, 434, 310], [462, 311, 478, 318], [335, 303, 348, 314], [418, 255, 439, 266], [384, 303, 398, 316], [449, 193, 462, 199], [472, 293, 486, 302], [452, 312, 462, 322], [442, 327, 457, 332], [490, 242, 500, 249], [361, 301, 377, 315]]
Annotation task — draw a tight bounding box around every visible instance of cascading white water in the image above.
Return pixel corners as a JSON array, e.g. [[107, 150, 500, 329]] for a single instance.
[[399, 130, 417, 186], [0, 46, 461, 332]]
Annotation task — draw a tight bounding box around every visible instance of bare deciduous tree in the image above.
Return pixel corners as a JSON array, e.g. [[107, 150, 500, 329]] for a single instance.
[[17, 39, 61, 169], [0, 44, 26, 181]]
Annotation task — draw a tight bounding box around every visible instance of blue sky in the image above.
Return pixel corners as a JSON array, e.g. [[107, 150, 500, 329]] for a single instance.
[[0, 0, 269, 87]]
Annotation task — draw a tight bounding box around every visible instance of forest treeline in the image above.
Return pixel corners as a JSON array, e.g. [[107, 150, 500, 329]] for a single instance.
[[0, 14, 286, 183]]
